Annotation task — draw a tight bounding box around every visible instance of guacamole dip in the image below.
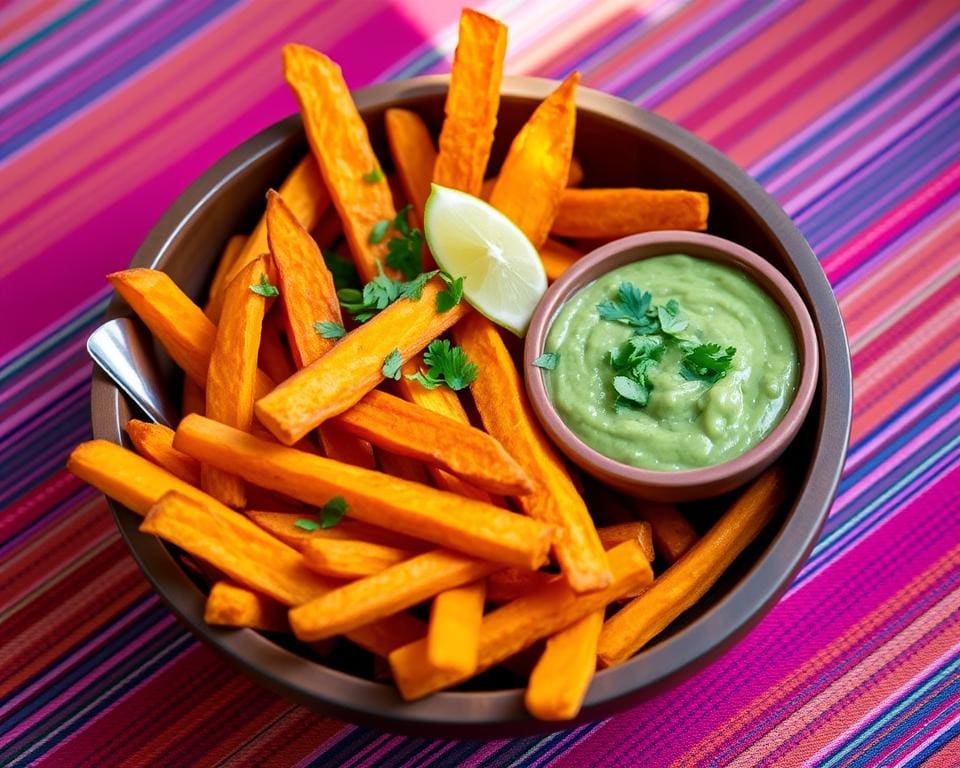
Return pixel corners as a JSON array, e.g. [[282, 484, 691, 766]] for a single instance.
[[543, 254, 798, 470]]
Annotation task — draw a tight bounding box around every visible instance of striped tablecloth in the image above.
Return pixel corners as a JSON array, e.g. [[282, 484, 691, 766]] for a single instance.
[[2, 1, 958, 765]]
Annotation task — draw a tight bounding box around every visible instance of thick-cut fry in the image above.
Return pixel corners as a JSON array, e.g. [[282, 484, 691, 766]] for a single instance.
[[246, 510, 428, 552], [385, 108, 436, 225], [487, 568, 561, 603], [209, 156, 330, 320], [255, 279, 469, 443], [257, 308, 295, 384], [433, 9, 507, 195], [346, 613, 426, 658], [389, 540, 653, 700], [206, 234, 249, 317], [540, 238, 583, 281], [597, 521, 655, 562], [489, 72, 579, 249], [202, 257, 268, 507], [107, 269, 273, 397], [181, 377, 205, 417], [453, 313, 610, 593], [640, 503, 698, 563], [525, 609, 603, 720], [283, 44, 400, 283], [267, 189, 375, 469], [376, 448, 432, 485], [174, 415, 554, 569], [551, 188, 709, 238], [205, 581, 289, 632], [329, 389, 532, 496], [598, 467, 786, 667], [301, 537, 414, 579], [289, 549, 499, 642], [125, 419, 200, 485], [426, 580, 486, 676], [481, 157, 586, 200]]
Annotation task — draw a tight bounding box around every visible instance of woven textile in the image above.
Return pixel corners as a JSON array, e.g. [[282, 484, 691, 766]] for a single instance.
[[1, 1, 958, 765]]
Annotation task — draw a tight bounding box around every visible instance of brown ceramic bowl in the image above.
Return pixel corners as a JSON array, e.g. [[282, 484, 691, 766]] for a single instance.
[[90, 75, 851, 738], [524, 232, 819, 502]]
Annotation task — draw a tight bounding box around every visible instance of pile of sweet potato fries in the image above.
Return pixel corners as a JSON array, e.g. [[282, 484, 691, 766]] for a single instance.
[[68, 8, 784, 721]]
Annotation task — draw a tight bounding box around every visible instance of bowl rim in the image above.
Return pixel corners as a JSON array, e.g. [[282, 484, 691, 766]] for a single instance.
[[90, 73, 852, 737], [523, 231, 820, 497]]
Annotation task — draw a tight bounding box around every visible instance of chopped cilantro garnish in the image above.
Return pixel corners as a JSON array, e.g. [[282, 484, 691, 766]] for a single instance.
[[596, 282, 658, 333], [382, 348, 403, 380], [436, 272, 464, 312], [369, 218, 391, 244], [320, 496, 348, 528], [385, 205, 424, 279], [322, 250, 359, 291], [657, 298, 688, 337], [250, 273, 279, 297], [532, 351, 560, 370], [679, 343, 737, 384], [406, 339, 478, 391], [362, 167, 384, 183], [314, 321, 346, 340], [338, 264, 439, 322], [294, 518, 320, 532]]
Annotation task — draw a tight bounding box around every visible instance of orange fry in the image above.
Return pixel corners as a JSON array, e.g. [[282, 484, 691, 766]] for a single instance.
[[481, 157, 586, 200], [525, 609, 603, 720], [205, 234, 249, 317], [426, 579, 486, 676], [433, 9, 507, 195], [489, 72, 579, 249], [124, 419, 200, 485], [385, 108, 436, 225], [453, 313, 610, 593], [388, 539, 653, 700], [376, 448, 432, 485], [486, 568, 561, 603], [551, 188, 709, 238], [107, 269, 273, 397], [246, 510, 428, 553], [255, 279, 469, 443], [283, 44, 400, 283], [205, 581, 289, 632], [174, 415, 554, 569], [329, 389, 533, 496], [301, 537, 414, 579], [312, 207, 343, 249], [257, 308, 295, 384], [540, 238, 583, 282], [598, 521, 655, 562], [289, 549, 499, 642], [181, 377, 205, 417], [202, 257, 268, 507], [598, 467, 786, 667], [640, 503, 698, 563]]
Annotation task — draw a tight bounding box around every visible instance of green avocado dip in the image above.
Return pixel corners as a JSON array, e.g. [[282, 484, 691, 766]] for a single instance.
[[542, 254, 798, 471]]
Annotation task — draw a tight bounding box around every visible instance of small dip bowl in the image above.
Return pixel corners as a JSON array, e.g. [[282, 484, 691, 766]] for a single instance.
[[525, 231, 819, 502]]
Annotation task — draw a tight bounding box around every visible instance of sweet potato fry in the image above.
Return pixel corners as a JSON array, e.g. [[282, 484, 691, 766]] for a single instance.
[[125, 419, 200, 485], [551, 188, 709, 238], [376, 448, 432, 485], [525, 609, 603, 720], [597, 521, 655, 562], [301, 537, 414, 579], [257, 308, 295, 384], [481, 157, 585, 200], [453, 313, 610, 592], [426, 580, 486, 676], [283, 44, 399, 283], [289, 549, 499, 642], [597, 467, 786, 667], [489, 72, 579, 249], [329, 389, 532, 496], [205, 234, 249, 317], [107, 269, 274, 397], [639, 503, 698, 563], [433, 9, 507, 195], [202, 257, 269, 508], [246, 510, 428, 553], [255, 278, 469, 443], [205, 581, 289, 632], [181, 377, 205, 417], [346, 613, 427, 658], [385, 108, 436, 225], [312, 207, 344, 250], [540, 238, 582, 282], [388, 539, 653, 700], [174, 415, 554, 569], [486, 568, 561, 603]]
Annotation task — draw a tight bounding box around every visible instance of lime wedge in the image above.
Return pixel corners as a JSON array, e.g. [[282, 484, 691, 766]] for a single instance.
[[424, 184, 547, 336]]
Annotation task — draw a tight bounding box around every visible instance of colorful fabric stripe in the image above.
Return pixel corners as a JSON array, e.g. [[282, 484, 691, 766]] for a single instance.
[[0, 0, 957, 765]]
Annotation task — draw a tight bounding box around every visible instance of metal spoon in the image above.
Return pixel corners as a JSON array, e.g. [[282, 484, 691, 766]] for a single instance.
[[86, 317, 178, 428]]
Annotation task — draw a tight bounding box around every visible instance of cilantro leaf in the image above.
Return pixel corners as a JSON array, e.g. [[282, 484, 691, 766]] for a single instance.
[[338, 265, 439, 322], [657, 299, 688, 337], [610, 335, 664, 372], [314, 321, 346, 340], [382, 348, 403, 380], [362, 167, 384, 183], [613, 374, 650, 412], [294, 518, 320, 531], [596, 282, 659, 332], [320, 496, 348, 528], [398, 270, 437, 300], [679, 343, 736, 384], [250, 273, 279, 297], [322, 250, 359, 291], [369, 219, 390, 244], [436, 273, 464, 312], [532, 351, 559, 370], [406, 339, 478, 391], [384, 206, 424, 279]]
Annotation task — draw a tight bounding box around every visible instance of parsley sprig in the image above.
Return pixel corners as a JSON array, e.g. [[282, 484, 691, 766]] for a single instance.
[[596, 282, 735, 411], [406, 339, 478, 391]]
